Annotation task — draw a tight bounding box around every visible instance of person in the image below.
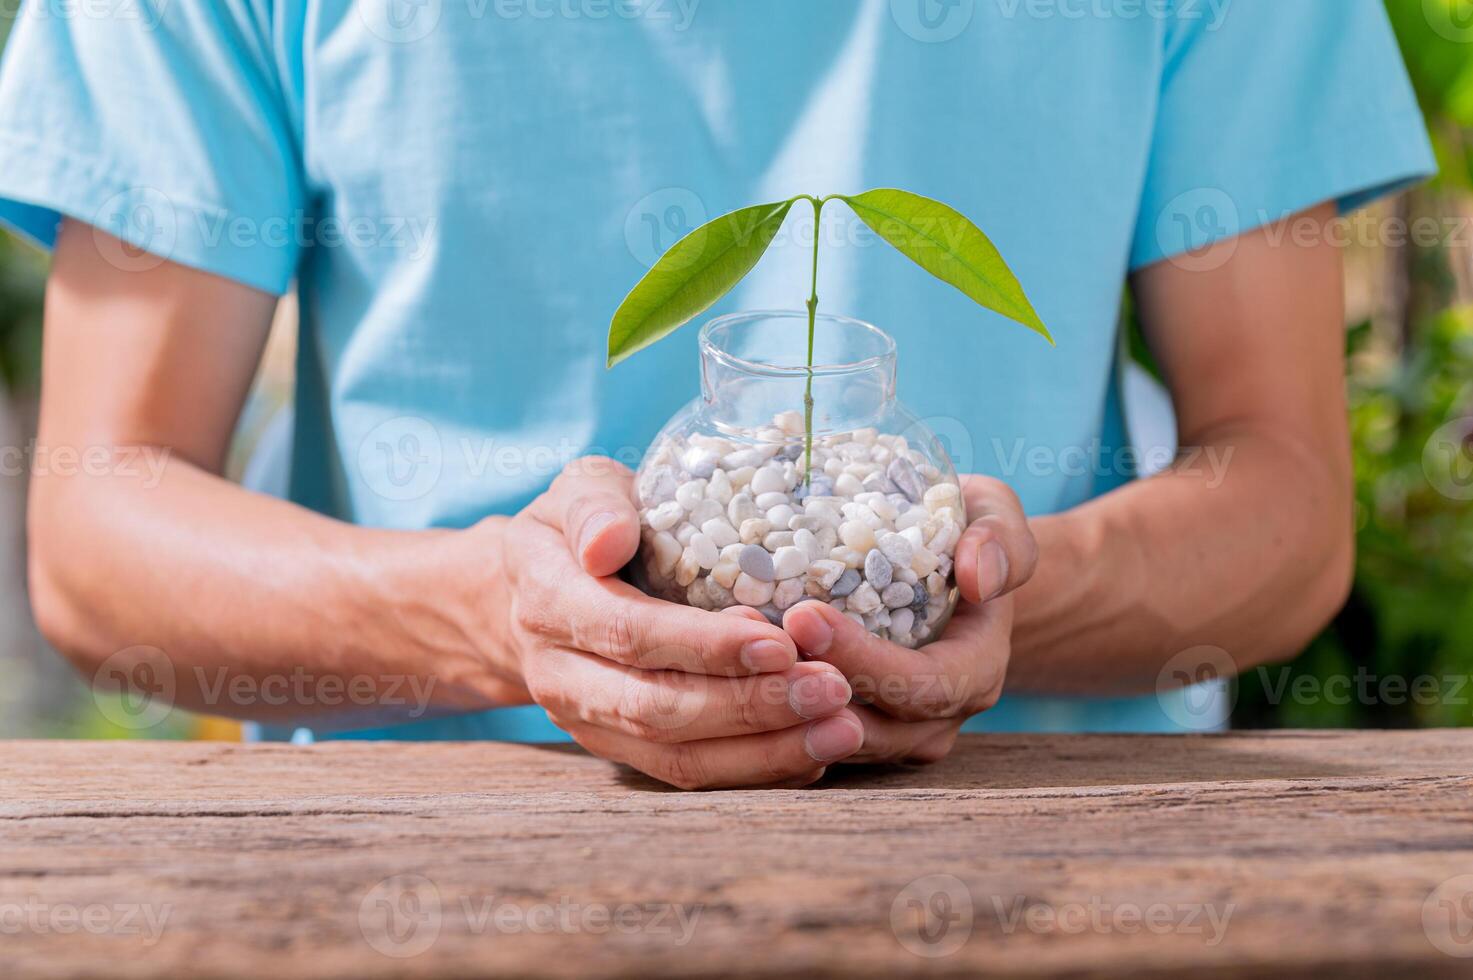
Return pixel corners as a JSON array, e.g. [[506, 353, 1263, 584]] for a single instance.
[[0, 0, 1433, 788]]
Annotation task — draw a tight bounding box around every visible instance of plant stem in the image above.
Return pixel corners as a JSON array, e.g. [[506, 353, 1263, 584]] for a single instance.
[[803, 195, 824, 485]]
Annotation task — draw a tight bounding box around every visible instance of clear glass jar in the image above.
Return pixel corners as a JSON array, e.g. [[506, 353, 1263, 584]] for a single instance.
[[632, 311, 965, 647]]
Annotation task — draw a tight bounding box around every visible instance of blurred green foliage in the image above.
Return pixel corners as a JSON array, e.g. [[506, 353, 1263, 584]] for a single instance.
[[1235, 1, 1473, 727]]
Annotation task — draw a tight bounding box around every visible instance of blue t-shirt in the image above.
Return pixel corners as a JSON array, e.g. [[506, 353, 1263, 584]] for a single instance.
[[0, 0, 1433, 740]]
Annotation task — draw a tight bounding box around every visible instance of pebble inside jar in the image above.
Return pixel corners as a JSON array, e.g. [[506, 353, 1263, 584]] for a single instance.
[[632, 311, 964, 647]]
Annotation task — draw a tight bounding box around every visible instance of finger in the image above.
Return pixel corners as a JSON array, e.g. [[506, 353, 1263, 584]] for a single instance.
[[842, 705, 960, 765], [536, 651, 853, 743], [568, 708, 865, 790], [784, 600, 1005, 722], [517, 520, 798, 674], [531, 455, 642, 578], [955, 475, 1038, 604]]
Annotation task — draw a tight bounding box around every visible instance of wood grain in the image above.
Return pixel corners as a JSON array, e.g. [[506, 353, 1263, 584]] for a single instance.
[[2, 732, 1472, 978]]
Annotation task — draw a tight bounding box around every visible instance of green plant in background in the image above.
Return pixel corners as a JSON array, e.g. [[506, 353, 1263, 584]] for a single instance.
[[607, 188, 1051, 476], [1230, 0, 1473, 727]]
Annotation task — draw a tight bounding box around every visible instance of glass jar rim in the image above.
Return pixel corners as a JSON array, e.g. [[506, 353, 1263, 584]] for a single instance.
[[699, 310, 897, 380]]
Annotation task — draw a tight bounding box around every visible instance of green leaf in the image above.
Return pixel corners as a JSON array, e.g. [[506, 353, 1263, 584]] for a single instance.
[[838, 188, 1052, 344], [607, 198, 797, 367]]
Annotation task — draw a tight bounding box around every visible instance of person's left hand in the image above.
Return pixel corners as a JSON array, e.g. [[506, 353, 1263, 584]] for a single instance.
[[780, 475, 1038, 764]]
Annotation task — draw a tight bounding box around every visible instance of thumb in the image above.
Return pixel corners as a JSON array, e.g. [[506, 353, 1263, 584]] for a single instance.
[[539, 456, 642, 578], [954, 475, 1038, 605]]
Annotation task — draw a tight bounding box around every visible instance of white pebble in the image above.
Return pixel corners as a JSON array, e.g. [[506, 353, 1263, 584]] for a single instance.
[[877, 532, 914, 567], [911, 547, 940, 577], [733, 573, 775, 607], [705, 468, 733, 505], [925, 483, 962, 512], [739, 518, 772, 545], [763, 531, 795, 551], [847, 582, 881, 614], [773, 410, 805, 435], [687, 533, 719, 569], [702, 517, 739, 548], [808, 559, 846, 590], [766, 504, 796, 527], [839, 521, 876, 552], [675, 479, 707, 510], [689, 498, 723, 526], [773, 578, 804, 610], [675, 551, 700, 587], [711, 560, 740, 589], [754, 491, 789, 511], [674, 523, 697, 547], [772, 546, 809, 580], [889, 607, 914, 637], [651, 531, 681, 576], [647, 500, 683, 532], [751, 466, 787, 496], [835, 473, 863, 497], [793, 528, 820, 561]]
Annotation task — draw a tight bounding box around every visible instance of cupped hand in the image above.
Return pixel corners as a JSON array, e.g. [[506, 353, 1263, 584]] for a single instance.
[[502, 456, 865, 789], [781, 475, 1038, 765]]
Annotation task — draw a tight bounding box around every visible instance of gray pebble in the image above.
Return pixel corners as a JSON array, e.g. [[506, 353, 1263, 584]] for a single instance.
[[738, 543, 775, 582], [864, 549, 893, 590], [863, 471, 898, 495], [887, 457, 926, 504], [808, 476, 835, 497], [830, 568, 861, 597], [882, 582, 914, 608], [757, 604, 784, 626], [910, 589, 930, 616], [779, 443, 804, 461]]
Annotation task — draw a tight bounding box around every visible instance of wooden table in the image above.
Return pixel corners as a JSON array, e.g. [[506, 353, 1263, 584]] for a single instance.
[[4, 732, 1473, 978]]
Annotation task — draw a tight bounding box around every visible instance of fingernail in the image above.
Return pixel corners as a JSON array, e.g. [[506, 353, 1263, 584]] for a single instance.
[[578, 512, 619, 563], [788, 670, 852, 719], [804, 715, 863, 763], [741, 639, 795, 673], [977, 540, 1009, 601], [788, 604, 834, 659]]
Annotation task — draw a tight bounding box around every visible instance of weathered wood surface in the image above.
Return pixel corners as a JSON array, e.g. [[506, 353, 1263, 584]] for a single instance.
[[3, 732, 1473, 978]]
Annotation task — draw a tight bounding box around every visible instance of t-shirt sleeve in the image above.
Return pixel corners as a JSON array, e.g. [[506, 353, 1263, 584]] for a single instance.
[[1131, 0, 1436, 271], [0, 0, 304, 294]]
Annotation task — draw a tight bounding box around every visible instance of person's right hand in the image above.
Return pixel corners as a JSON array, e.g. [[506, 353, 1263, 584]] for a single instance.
[[498, 456, 865, 789]]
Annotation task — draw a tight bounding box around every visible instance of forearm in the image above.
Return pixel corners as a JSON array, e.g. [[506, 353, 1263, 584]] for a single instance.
[[28, 453, 525, 727], [1007, 424, 1353, 695]]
